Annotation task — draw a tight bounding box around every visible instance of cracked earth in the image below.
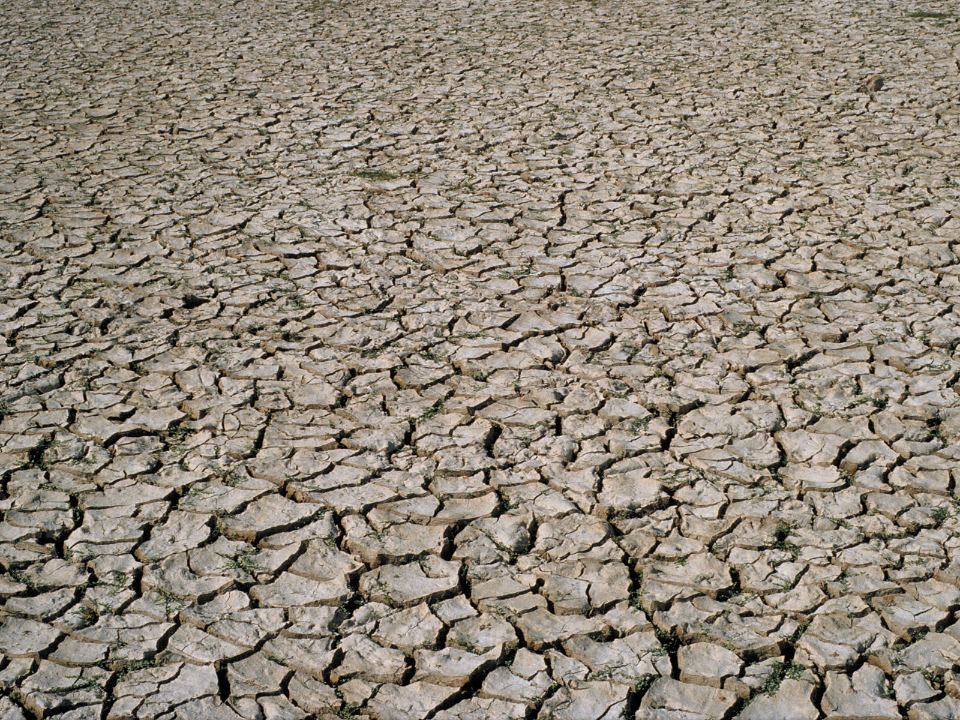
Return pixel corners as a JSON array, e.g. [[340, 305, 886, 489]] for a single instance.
[[1, 0, 960, 718]]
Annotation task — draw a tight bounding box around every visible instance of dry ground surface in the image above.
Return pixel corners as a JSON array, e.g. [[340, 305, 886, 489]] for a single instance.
[[2, 0, 960, 717]]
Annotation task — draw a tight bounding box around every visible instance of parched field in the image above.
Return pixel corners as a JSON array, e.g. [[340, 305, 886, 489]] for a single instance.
[[1, 0, 960, 717]]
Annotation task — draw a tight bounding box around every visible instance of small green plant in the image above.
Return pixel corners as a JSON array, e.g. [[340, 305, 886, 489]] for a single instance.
[[496, 488, 519, 512], [211, 511, 228, 539], [105, 657, 159, 679], [498, 266, 532, 279], [653, 627, 681, 656], [772, 522, 800, 558], [586, 667, 614, 681], [53, 677, 105, 698], [452, 638, 483, 655], [27, 436, 52, 470], [156, 587, 186, 615], [212, 465, 242, 485], [225, 549, 263, 575], [351, 169, 397, 181], [932, 505, 951, 527], [9, 568, 36, 591], [906, 9, 954, 19], [628, 572, 644, 611], [763, 661, 806, 695], [420, 404, 443, 421], [629, 417, 651, 433], [881, 678, 896, 699], [94, 571, 127, 594], [716, 570, 742, 602], [337, 591, 368, 617], [161, 425, 194, 447], [634, 674, 657, 695], [790, 620, 809, 645], [920, 666, 944, 690], [507, 535, 531, 562], [732, 320, 759, 338]]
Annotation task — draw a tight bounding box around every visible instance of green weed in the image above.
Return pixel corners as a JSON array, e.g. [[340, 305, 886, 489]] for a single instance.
[[906, 10, 955, 19], [351, 169, 397, 181]]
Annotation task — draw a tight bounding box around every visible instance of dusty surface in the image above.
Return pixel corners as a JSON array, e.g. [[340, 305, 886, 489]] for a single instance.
[[2, 0, 960, 717]]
